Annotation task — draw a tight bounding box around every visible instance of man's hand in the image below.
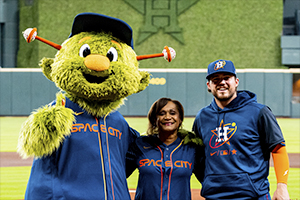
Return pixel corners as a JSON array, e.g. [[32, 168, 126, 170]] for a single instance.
[[272, 183, 290, 200]]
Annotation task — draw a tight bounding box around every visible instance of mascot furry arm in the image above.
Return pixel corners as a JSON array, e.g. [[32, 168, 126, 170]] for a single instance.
[[18, 92, 75, 158]]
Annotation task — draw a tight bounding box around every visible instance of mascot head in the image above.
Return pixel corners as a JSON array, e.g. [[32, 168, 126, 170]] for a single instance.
[[23, 13, 175, 117], [38, 13, 150, 117], [18, 13, 176, 158]]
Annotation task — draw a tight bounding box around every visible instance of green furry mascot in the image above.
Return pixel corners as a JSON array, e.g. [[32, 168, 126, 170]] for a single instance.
[[17, 13, 175, 200]]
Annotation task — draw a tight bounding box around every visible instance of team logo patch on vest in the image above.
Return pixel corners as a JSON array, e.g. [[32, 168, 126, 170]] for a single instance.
[[214, 60, 226, 71], [209, 119, 237, 149]]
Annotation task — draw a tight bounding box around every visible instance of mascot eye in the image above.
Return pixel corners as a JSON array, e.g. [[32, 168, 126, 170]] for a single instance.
[[79, 44, 91, 57], [106, 47, 118, 62]]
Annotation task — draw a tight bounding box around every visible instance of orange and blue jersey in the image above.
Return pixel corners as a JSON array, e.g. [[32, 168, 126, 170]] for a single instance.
[[126, 132, 202, 200], [24, 97, 139, 200], [193, 90, 285, 200]]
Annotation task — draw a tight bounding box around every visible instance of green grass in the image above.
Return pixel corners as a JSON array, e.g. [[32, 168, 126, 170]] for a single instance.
[[0, 117, 27, 152], [0, 117, 299, 199], [0, 167, 31, 200], [274, 118, 300, 153]]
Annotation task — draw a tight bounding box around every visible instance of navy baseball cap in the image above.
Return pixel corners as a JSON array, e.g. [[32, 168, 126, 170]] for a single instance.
[[206, 59, 237, 79], [69, 13, 134, 49]]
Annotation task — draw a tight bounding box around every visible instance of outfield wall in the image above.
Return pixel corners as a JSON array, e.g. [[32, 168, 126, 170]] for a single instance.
[[0, 68, 299, 117]]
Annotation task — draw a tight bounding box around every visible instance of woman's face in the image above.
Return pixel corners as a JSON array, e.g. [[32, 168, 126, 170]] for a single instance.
[[156, 101, 182, 134]]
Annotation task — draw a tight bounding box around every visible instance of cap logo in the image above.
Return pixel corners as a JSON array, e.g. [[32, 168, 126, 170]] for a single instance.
[[214, 60, 226, 71]]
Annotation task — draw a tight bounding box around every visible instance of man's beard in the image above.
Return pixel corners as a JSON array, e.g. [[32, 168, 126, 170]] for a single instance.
[[213, 87, 237, 102]]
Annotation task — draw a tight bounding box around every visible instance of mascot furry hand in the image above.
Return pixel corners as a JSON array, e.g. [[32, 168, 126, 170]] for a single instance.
[[18, 13, 175, 200]]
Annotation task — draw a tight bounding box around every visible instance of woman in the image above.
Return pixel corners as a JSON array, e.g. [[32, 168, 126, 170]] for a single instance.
[[126, 98, 204, 200]]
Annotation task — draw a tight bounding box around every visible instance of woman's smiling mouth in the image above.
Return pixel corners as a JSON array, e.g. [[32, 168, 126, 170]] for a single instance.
[[163, 122, 174, 126]]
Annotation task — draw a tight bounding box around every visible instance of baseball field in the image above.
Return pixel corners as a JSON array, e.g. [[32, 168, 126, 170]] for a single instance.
[[0, 117, 299, 199]]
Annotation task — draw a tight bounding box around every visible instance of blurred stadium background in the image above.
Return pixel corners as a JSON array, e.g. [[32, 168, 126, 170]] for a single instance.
[[0, 0, 299, 199], [1, 0, 300, 117]]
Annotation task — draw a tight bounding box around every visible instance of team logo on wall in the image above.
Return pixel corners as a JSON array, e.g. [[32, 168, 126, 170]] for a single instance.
[[124, 0, 199, 44], [214, 60, 226, 71]]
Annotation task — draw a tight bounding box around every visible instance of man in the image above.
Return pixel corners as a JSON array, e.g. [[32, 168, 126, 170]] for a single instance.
[[193, 59, 290, 200]]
